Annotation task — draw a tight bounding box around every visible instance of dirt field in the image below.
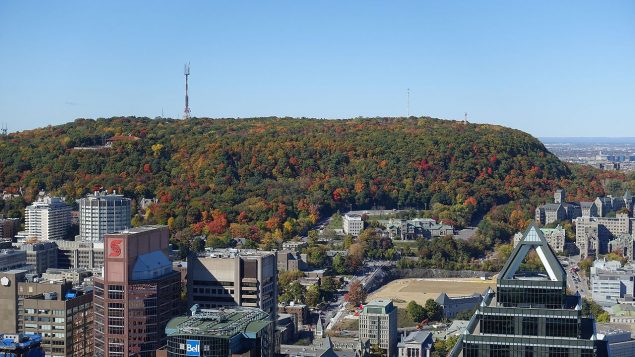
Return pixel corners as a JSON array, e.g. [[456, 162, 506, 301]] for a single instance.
[[368, 277, 496, 307]]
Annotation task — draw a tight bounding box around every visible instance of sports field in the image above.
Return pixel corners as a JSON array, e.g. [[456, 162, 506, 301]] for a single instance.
[[368, 277, 496, 307]]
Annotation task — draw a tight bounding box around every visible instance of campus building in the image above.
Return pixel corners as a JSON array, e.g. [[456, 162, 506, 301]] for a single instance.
[[93, 226, 181, 357], [164, 305, 274, 357], [187, 249, 277, 315], [449, 225, 603, 356], [359, 299, 398, 357], [590, 259, 635, 307], [78, 191, 131, 242]]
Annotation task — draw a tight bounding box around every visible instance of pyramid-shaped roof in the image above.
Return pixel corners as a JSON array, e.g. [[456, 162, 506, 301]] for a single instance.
[[499, 223, 566, 282]]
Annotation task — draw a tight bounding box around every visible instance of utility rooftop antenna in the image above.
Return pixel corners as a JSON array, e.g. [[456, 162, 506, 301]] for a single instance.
[[183, 63, 191, 120]]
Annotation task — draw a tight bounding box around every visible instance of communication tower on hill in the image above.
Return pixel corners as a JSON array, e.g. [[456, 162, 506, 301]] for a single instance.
[[183, 63, 191, 119], [1, 123, 7, 136]]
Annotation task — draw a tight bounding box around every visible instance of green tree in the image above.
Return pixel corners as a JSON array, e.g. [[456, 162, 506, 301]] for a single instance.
[[305, 285, 321, 307], [406, 301, 427, 322], [424, 299, 443, 321]]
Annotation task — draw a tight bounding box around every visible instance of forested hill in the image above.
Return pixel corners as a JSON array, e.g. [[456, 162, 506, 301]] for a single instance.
[[0, 116, 604, 245]]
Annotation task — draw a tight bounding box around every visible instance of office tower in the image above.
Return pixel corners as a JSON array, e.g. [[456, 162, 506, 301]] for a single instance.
[[0, 333, 44, 356], [22, 283, 93, 357], [187, 249, 277, 315], [16, 196, 71, 241], [78, 191, 131, 242], [359, 299, 398, 357], [164, 305, 274, 356], [93, 226, 181, 357], [449, 225, 602, 356]]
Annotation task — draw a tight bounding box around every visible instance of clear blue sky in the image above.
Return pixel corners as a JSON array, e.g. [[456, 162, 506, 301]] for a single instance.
[[1, 1, 633, 137]]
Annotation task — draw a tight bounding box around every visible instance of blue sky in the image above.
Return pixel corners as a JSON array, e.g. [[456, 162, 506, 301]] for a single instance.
[[0, 1, 633, 137]]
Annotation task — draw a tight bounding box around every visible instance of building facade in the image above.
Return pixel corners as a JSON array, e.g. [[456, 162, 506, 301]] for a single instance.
[[435, 293, 482, 319], [187, 249, 277, 315], [17, 197, 71, 241], [343, 213, 364, 236], [17, 241, 58, 275], [359, 299, 398, 357], [22, 283, 93, 357], [590, 259, 635, 307], [513, 225, 566, 253], [450, 225, 602, 357], [164, 305, 274, 357], [397, 330, 433, 357], [575, 214, 634, 258], [0, 218, 21, 241], [93, 226, 182, 357], [0, 249, 27, 272], [78, 191, 131, 242], [56, 240, 104, 271]]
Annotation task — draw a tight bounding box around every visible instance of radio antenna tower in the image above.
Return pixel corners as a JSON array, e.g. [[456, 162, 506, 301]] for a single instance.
[[183, 63, 191, 120]]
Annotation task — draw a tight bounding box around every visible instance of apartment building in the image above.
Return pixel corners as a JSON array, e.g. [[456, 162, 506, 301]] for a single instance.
[[16, 196, 71, 241]]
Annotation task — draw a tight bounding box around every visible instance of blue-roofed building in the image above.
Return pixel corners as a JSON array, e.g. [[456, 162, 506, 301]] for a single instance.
[[0, 333, 44, 357]]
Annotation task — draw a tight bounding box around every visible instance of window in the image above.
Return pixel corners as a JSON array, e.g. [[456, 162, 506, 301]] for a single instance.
[[522, 317, 538, 336]]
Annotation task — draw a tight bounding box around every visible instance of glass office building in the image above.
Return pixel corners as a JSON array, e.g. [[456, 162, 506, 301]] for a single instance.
[[450, 225, 605, 357]]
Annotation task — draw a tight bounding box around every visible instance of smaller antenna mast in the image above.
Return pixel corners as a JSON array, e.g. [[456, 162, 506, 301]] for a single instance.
[[464, 112, 468, 122]]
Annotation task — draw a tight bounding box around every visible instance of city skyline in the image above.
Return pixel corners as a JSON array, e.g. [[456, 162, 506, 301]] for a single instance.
[[1, 1, 634, 137]]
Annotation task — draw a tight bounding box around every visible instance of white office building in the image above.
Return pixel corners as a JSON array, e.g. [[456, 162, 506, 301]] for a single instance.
[[16, 196, 71, 241], [591, 259, 635, 307], [343, 213, 364, 236], [78, 191, 131, 241]]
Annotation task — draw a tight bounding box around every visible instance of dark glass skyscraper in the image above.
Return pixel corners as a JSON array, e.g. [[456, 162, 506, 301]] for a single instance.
[[450, 225, 604, 357]]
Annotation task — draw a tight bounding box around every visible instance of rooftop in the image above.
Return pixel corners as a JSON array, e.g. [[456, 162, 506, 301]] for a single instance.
[[165, 305, 270, 338], [0, 333, 42, 351], [199, 248, 275, 259]]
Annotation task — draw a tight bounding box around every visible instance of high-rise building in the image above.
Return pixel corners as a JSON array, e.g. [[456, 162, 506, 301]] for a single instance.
[[78, 191, 131, 242], [164, 305, 274, 357], [187, 249, 277, 315], [22, 283, 93, 357], [16, 197, 71, 241], [449, 225, 602, 356], [359, 299, 398, 357], [0, 269, 93, 357], [93, 226, 181, 357]]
